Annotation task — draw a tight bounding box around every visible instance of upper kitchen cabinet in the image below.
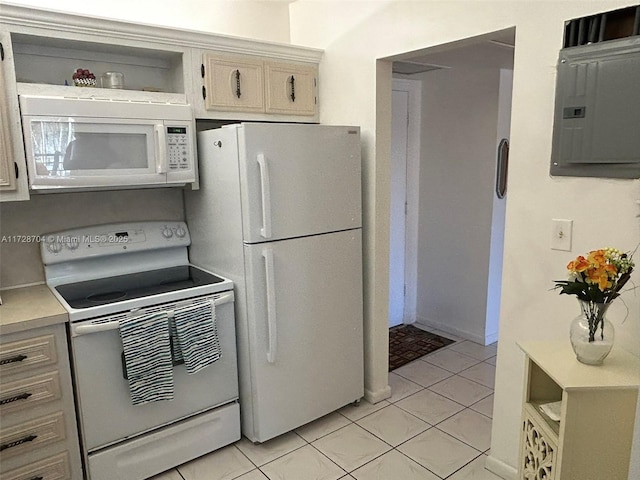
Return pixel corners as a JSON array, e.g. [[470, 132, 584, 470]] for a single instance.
[[202, 53, 265, 113], [0, 31, 29, 202], [194, 50, 321, 122], [265, 61, 318, 116]]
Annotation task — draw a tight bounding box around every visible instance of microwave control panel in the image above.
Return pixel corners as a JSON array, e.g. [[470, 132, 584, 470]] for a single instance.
[[167, 126, 190, 170]]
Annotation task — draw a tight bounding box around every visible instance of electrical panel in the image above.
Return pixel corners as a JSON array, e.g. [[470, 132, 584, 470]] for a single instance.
[[551, 6, 640, 178]]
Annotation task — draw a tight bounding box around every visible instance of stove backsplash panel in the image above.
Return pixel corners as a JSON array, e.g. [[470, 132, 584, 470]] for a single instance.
[[0, 189, 185, 288]]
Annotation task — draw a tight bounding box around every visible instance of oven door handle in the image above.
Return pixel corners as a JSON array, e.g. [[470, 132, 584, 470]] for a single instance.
[[70, 292, 235, 337]]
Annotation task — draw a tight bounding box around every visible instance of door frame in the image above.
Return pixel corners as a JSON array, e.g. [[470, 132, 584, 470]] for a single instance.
[[391, 78, 421, 324]]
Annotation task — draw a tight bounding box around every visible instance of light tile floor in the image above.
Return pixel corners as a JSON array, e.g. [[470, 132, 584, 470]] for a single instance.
[[149, 336, 501, 480]]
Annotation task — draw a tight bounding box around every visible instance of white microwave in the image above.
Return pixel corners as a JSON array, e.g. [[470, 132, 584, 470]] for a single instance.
[[19, 95, 196, 192]]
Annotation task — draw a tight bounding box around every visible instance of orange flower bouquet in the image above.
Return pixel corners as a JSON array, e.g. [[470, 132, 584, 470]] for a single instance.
[[554, 248, 634, 343]]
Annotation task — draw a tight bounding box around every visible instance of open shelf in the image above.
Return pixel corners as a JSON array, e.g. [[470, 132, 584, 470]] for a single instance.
[[11, 33, 185, 94], [528, 401, 560, 436]]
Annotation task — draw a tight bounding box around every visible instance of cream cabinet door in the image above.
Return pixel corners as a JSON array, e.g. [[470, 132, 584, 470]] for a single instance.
[[265, 61, 317, 116], [0, 38, 16, 192], [0, 32, 29, 201], [202, 53, 264, 113]]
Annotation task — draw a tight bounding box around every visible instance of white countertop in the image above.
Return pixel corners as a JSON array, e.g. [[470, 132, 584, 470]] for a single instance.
[[0, 284, 68, 335]]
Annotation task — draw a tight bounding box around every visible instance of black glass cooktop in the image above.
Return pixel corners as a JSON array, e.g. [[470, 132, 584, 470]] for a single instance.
[[55, 266, 225, 309]]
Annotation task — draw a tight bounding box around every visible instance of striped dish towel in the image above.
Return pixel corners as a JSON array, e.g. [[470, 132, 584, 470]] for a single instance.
[[173, 300, 221, 374], [119, 311, 173, 405]]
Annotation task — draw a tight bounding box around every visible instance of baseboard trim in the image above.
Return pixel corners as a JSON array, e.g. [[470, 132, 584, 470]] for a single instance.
[[415, 317, 486, 344], [485, 454, 517, 480], [364, 384, 391, 404], [485, 331, 499, 345]]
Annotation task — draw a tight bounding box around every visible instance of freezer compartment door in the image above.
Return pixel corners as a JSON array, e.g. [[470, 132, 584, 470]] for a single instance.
[[243, 229, 364, 442], [237, 124, 361, 243]]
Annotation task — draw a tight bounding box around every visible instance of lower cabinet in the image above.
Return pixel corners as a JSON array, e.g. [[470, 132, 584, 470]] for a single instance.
[[520, 405, 557, 480], [0, 324, 82, 480], [518, 341, 639, 480]]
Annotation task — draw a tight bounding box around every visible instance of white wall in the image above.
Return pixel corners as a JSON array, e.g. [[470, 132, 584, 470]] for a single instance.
[[0, 0, 292, 43], [290, 1, 640, 477], [415, 65, 502, 345]]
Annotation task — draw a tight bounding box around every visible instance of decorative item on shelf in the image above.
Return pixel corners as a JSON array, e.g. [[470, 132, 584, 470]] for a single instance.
[[72, 68, 96, 87], [554, 247, 634, 365], [101, 71, 124, 89]]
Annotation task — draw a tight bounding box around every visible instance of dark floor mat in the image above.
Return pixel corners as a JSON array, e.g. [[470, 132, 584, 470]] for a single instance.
[[389, 324, 455, 371]]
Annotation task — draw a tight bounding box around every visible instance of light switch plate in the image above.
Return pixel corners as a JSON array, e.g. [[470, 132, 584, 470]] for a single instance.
[[551, 219, 573, 251]]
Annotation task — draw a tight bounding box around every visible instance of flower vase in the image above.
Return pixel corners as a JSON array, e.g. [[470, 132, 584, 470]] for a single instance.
[[569, 300, 615, 365]]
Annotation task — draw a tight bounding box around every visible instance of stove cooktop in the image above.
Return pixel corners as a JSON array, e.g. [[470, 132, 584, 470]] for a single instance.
[[55, 265, 226, 309]]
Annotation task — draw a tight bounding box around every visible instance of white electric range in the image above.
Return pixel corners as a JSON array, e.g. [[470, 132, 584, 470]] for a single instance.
[[41, 221, 240, 480]]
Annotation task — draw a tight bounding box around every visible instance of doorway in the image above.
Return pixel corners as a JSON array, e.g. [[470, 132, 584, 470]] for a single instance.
[[387, 28, 515, 345], [388, 79, 421, 328]]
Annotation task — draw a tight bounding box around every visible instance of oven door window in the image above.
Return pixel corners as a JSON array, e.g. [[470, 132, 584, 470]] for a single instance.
[[23, 117, 167, 188]]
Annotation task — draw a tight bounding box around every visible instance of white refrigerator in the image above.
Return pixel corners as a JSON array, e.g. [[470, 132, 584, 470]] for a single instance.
[[185, 123, 364, 443]]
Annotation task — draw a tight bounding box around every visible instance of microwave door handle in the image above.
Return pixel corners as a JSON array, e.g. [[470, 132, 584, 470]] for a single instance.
[[154, 125, 167, 174]]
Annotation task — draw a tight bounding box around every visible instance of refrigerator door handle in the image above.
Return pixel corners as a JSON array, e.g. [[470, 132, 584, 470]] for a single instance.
[[257, 153, 273, 239], [263, 247, 277, 363]]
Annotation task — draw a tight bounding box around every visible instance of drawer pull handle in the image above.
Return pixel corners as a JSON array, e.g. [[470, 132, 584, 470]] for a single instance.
[[0, 354, 27, 365], [0, 392, 32, 405], [0, 434, 37, 451], [29, 477, 43, 480]]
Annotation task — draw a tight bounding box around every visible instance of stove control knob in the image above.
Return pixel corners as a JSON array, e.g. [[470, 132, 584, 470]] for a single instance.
[[161, 226, 174, 239], [175, 226, 187, 238], [66, 237, 80, 250], [47, 240, 63, 254]]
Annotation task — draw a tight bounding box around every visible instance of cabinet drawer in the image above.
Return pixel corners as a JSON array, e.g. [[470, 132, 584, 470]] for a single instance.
[[0, 451, 70, 480], [0, 335, 57, 375], [0, 412, 65, 459], [0, 371, 61, 414]]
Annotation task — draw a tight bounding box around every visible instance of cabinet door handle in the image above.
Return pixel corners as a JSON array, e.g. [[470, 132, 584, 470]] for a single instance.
[[0, 42, 4, 61], [0, 354, 27, 366], [202, 85, 206, 100], [14, 162, 19, 179], [0, 434, 37, 451], [200, 63, 205, 78], [289, 75, 296, 102], [235, 69, 241, 98], [0, 392, 32, 405]]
